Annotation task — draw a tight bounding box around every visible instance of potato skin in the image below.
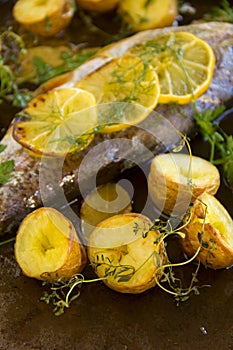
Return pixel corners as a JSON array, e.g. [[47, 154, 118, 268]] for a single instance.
[[118, 0, 178, 32], [88, 213, 166, 293], [45, 233, 87, 281], [15, 207, 87, 281], [180, 193, 233, 269], [148, 154, 220, 215], [13, 0, 75, 37]]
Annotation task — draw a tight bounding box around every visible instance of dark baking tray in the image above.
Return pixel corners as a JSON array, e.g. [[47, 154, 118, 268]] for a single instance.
[[0, 1, 232, 349]]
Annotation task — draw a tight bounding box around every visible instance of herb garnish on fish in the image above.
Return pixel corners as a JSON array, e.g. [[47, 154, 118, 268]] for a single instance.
[[193, 104, 233, 189], [0, 144, 14, 186]]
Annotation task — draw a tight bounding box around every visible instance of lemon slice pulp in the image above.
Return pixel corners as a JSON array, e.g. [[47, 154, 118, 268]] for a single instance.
[[13, 87, 97, 157], [75, 55, 160, 133], [129, 32, 215, 104]]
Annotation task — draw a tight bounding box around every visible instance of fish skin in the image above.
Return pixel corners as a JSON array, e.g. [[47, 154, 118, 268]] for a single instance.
[[0, 22, 233, 236]]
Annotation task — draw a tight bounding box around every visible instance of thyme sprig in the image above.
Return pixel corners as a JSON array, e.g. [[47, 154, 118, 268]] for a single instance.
[[193, 103, 233, 188], [154, 234, 203, 303], [91, 254, 135, 283], [204, 0, 233, 23], [40, 209, 208, 316], [40, 274, 106, 316], [0, 143, 14, 186], [0, 237, 15, 246], [49, 124, 107, 153]]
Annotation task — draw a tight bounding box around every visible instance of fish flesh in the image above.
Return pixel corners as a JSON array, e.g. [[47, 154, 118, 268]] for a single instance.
[[0, 22, 233, 236]]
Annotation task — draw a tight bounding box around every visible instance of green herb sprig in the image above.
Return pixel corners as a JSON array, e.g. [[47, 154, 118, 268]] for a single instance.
[[193, 104, 233, 189], [0, 144, 14, 186], [91, 254, 135, 283], [40, 274, 106, 316], [40, 212, 208, 316], [204, 0, 233, 23]]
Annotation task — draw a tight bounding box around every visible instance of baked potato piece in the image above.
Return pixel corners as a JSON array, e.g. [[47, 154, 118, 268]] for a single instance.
[[15, 207, 87, 280], [148, 153, 220, 215], [80, 182, 132, 242], [180, 192, 233, 269], [75, 0, 120, 12], [13, 0, 76, 37], [118, 0, 178, 32], [88, 213, 166, 293], [16, 45, 72, 84]]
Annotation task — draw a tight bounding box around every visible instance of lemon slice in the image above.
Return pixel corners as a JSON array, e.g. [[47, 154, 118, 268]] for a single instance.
[[75, 55, 160, 133], [13, 87, 97, 157], [129, 32, 215, 104]]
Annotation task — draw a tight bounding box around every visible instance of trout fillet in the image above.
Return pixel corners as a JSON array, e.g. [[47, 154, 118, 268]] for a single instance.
[[0, 22, 233, 235]]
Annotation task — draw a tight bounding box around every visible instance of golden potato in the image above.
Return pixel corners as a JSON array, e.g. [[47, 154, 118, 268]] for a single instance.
[[75, 0, 119, 12], [88, 213, 166, 293], [15, 207, 87, 280], [80, 182, 132, 242], [180, 192, 233, 269], [148, 153, 220, 215], [16, 45, 72, 84], [118, 0, 178, 32], [13, 0, 76, 37]]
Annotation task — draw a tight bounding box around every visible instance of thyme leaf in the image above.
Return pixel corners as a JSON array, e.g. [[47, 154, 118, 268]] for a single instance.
[[193, 104, 233, 188], [0, 144, 14, 186], [0, 159, 14, 186], [91, 254, 135, 282], [0, 144, 7, 153], [40, 274, 105, 316]]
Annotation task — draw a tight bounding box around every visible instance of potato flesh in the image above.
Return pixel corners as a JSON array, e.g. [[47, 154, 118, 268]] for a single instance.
[[15, 208, 86, 280], [153, 153, 220, 186], [89, 214, 151, 248], [148, 153, 220, 215], [13, 0, 75, 37], [80, 183, 132, 241], [88, 213, 165, 293], [15, 210, 71, 276], [13, 0, 65, 23], [203, 194, 233, 247], [118, 0, 178, 31], [20, 224, 68, 277], [181, 192, 233, 269]]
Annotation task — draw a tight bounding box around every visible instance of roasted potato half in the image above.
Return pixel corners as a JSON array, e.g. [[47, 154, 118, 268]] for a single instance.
[[88, 213, 166, 293], [13, 0, 76, 37], [118, 0, 178, 32], [180, 192, 233, 269], [15, 207, 87, 280], [80, 182, 132, 242], [148, 153, 220, 215]]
